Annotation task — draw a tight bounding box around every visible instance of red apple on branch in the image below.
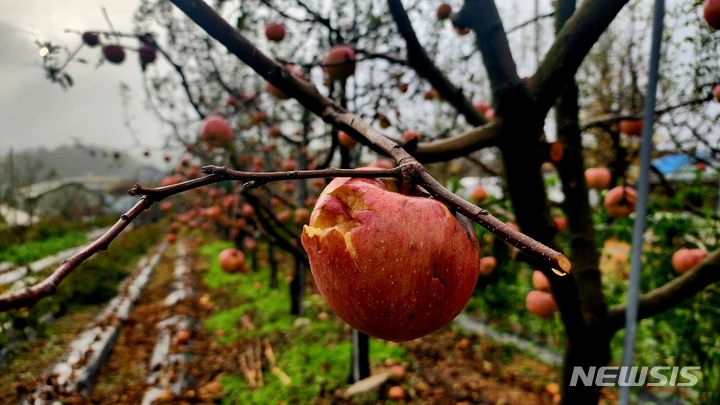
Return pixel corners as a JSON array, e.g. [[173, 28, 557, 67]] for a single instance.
[[532, 270, 551, 292], [301, 177, 480, 341], [102, 45, 126, 64], [603, 186, 637, 217], [470, 185, 488, 202], [585, 167, 612, 190], [82, 31, 99, 47], [322, 45, 356, 81], [138, 44, 157, 64], [619, 119, 643, 136], [200, 115, 234, 147], [671, 248, 706, 274], [265, 22, 286, 42], [436, 3, 452, 20], [338, 131, 357, 148]]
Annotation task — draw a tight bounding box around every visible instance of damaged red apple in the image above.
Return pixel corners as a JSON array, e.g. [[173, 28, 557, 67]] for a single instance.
[[301, 177, 480, 341]]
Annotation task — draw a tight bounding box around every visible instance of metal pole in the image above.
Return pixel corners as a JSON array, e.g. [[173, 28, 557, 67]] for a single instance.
[[619, 1, 665, 404]]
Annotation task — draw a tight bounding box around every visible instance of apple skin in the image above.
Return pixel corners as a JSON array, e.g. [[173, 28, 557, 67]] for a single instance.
[[585, 167, 612, 189], [603, 186, 637, 217], [102, 45, 125, 64], [474, 101, 489, 114], [619, 119, 643, 136], [200, 116, 234, 147], [671, 248, 706, 274], [705, 0, 720, 29], [526, 290, 557, 318], [219, 248, 247, 273], [323, 45, 356, 81], [301, 177, 480, 341], [265, 22, 286, 42]]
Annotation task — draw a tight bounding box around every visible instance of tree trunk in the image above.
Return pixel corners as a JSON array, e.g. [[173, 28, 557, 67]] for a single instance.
[[348, 329, 370, 382], [290, 258, 305, 316]]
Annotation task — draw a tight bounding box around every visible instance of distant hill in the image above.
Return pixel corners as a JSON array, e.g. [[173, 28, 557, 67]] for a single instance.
[[0, 145, 165, 188]]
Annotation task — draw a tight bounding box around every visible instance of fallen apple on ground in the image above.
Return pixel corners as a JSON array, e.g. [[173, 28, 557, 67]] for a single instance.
[[301, 177, 480, 341], [219, 248, 247, 273]]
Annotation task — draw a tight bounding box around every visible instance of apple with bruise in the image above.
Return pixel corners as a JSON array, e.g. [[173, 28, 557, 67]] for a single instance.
[[671, 248, 706, 274], [219, 248, 247, 273], [301, 177, 480, 341], [585, 167, 612, 189], [526, 290, 557, 318], [603, 186, 637, 217]]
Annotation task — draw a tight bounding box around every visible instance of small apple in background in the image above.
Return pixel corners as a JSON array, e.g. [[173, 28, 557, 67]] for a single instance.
[[305, 196, 318, 208], [713, 84, 720, 102], [532, 271, 551, 292], [166, 233, 178, 244], [277, 209, 292, 223], [388, 386, 406, 401], [671, 248, 706, 274], [553, 216, 567, 232], [268, 126, 283, 138], [294, 207, 311, 225], [160, 201, 173, 213], [398, 82, 409, 93], [138, 44, 157, 64], [402, 130, 422, 142], [549, 141, 564, 163], [243, 237, 257, 251], [160, 175, 185, 187], [266, 64, 304, 99], [474, 101, 489, 115], [82, 31, 99, 47], [282, 159, 298, 171], [219, 248, 247, 273], [479, 256, 497, 276], [200, 115, 234, 147], [436, 3, 452, 20], [241, 203, 255, 217], [484, 108, 496, 121], [322, 45, 356, 81], [619, 118, 643, 136], [251, 111, 267, 125], [704, 0, 720, 29], [585, 167, 612, 189], [424, 88, 439, 100], [470, 185, 488, 202], [696, 162, 707, 172], [526, 290, 557, 318], [265, 22, 286, 42], [102, 44, 126, 64], [603, 186, 637, 217], [175, 329, 191, 344], [338, 131, 357, 148], [301, 177, 480, 341]]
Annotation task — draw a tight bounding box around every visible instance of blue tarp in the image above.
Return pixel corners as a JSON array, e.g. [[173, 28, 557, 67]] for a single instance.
[[652, 153, 710, 174]]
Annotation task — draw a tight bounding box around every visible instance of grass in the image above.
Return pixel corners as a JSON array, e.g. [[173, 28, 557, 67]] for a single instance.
[[0, 231, 86, 265], [198, 241, 408, 404]]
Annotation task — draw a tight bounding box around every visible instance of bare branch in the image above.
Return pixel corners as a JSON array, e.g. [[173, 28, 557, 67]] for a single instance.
[[387, 0, 486, 127], [607, 250, 720, 332]]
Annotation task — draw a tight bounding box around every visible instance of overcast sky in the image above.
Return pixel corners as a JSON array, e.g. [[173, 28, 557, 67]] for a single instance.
[[0, 0, 166, 157]]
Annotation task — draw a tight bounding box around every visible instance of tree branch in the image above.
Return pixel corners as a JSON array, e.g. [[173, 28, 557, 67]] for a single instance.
[[529, 0, 630, 114], [387, 0, 486, 126], [453, 0, 521, 101], [607, 249, 720, 332], [413, 121, 499, 162]]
